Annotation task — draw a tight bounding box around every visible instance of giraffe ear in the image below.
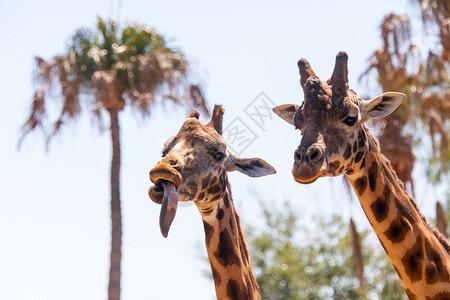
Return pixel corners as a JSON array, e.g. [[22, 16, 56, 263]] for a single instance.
[[226, 152, 277, 177], [273, 104, 299, 126], [359, 92, 405, 123]]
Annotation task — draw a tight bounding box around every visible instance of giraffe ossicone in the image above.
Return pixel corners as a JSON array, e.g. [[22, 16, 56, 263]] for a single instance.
[[148, 105, 275, 299], [274, 51, 450, 299]]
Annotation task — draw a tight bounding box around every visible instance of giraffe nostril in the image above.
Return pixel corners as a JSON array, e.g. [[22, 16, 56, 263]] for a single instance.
[[308, 148, 322, 163], [310, 150, 319, 160], [168, 159, 178, 166], [295, 151, 301, 161]]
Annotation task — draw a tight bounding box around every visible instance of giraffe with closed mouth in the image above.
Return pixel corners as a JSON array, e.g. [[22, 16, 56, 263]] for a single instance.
[[273, 52, 449, 299]]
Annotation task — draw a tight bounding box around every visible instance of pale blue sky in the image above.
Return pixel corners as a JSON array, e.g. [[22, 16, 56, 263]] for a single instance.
[[0, 1, 442, 299]]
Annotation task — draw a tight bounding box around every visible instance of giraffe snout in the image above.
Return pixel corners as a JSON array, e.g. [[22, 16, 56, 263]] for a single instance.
[[149, 162, 182, 187], [294, 144, 323, 164], [292, 143, 326, 184], [160, 155, 183, 172]]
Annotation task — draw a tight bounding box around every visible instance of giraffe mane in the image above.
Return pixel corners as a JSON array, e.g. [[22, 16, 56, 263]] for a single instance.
[[364, 125, 450, 253]]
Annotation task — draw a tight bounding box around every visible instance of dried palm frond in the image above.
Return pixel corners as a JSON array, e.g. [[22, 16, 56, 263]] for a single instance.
[[92, 70, 123, 111], [18, 88, 47, 148], [378, 119, 416, 196], [412, 0, 450, 59], [20, 56, 83, 148], [425, 109, 449, 166], [188, 85, 209, 117], [441, 18, 450, 61], [412, 0, 449, 24], [361, 14, 420, 92], [361, 10, 450, 184], [19, 17, 208, 149]]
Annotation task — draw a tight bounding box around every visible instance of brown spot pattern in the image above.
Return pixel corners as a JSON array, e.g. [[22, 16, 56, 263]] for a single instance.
[[329, 161, 340, 173], [343, 144, 352, 159], [370, 186, 391, 222], [208, 184, 221, 194], [358, 129, 366, 147], [219, 172, 226, 186], [214, 229, 241, 267], [226, 279, 245, 299], [427, 292, 450, 300], [211, 265, 221, 286], [354, 151, 364, 164], [197, 192, 205, 201], [424, 239, 449, 284], [401, 236, 424, 282], [355, 176, 367, 195], [394, 198, 416, 224], [201, 174, 212, 189], [353, 141, 358, 153], [384, 216, 410, 243], [360, 156, 365, 169], [217, 208, 224, 220], [370, 196, 389, 222], [203, 221, 214, 247], [425, 262, 439, 285], [368, 162, 377, 192], [223, 194, 230, 208]]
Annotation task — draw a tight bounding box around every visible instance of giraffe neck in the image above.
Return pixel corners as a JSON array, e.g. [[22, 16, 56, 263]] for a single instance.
[[197, 185, 260, 300], [347, 130, 450, 299]]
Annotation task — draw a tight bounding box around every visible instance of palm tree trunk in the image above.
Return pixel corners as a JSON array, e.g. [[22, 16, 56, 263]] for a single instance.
[[108, 109, 122, 300], [350, 218, 365, 291]]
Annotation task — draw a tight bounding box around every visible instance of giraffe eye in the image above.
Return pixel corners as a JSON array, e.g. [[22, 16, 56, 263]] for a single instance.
[[343, 115, 357, 126], [212, 151, 225, 161]]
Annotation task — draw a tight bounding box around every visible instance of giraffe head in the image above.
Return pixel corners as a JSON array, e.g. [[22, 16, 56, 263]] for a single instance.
[[148, 105, 276, 237], [273, 52, 405, 183]]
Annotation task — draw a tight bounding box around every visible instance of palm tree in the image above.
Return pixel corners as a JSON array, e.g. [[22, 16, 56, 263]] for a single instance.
[[19, 16, 208, 300], [361, 8, 449, 185], [360, 3, 449, 234]]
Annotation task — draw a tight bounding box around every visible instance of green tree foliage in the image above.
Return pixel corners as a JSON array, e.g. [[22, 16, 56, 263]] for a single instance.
[[244, 203, 407, 300]]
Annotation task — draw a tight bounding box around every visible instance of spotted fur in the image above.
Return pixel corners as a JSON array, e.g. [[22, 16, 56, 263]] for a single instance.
[[149, 106, 262, 299], [274, 52, 450, 298]]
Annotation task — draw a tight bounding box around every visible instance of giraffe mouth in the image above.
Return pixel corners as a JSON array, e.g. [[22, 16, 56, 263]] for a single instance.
[[292, 163, 324, 184], [148, 162, 182, 203], [293, 175, 320, 184], [149, 163, 182, 188], [148, 163, 182, 238]]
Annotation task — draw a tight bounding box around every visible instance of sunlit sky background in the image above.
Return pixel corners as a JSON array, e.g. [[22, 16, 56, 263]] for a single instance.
[[1, 0, 444, 299]]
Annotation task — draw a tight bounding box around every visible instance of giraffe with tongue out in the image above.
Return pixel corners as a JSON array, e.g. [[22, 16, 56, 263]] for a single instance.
[[148, 105, 276, 299]]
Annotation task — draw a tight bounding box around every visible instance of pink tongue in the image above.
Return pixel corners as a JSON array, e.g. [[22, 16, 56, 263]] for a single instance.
[[159, 181, 178, 238]]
